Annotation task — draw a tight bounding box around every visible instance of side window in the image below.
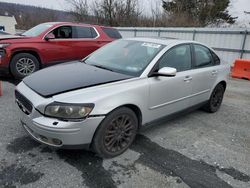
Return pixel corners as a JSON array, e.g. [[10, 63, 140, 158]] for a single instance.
[[102, 28, 122, 39], [51, 26, 72, 39], [193, 45, 213, 68], [74, 26, 97, 38], [158, 44, 192, 72], [211, 50, 220, 65]]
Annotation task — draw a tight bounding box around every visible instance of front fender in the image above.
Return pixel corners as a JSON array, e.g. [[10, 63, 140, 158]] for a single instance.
[[53, 78, 150, 124]]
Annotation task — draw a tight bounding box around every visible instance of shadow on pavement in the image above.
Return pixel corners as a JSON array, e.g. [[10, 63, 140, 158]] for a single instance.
[[0, 76, 21, 86]]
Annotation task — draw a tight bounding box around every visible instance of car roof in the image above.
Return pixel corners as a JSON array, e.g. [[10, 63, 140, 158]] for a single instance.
[[41, 22, 111, 28], [125, 37, 201, 46]]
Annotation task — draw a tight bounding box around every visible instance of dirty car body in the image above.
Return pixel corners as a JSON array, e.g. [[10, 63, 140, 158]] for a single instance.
[[15, 38, 230, 157]]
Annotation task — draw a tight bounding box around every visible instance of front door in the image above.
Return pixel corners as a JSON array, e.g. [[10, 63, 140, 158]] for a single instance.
[[148, 44, 193, 121], [42, 25, 76, 64]]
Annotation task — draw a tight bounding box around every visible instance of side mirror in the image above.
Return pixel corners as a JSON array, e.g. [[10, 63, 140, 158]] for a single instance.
[[45, 33, 55, 41], [153, 67, 177, 77]]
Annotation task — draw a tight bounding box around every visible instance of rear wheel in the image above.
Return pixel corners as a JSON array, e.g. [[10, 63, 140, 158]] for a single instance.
[[203, 84, 225, 113], [10, 53, 40, 79], [92, 107, 138, 158]]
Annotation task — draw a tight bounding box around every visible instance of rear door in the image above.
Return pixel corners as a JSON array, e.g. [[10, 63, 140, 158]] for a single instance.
[[148, 44, 193, 120], [188, 44, 220, 105], [71, 26, 102, 59]]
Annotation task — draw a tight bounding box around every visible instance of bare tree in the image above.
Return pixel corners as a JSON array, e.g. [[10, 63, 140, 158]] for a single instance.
[[66, 0, 89, 22], [91, 0, 141, 26], [123, 0, 141, 26]]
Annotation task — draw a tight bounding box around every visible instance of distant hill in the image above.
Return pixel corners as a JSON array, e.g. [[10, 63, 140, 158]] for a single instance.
[[0, 2, 74, 30]]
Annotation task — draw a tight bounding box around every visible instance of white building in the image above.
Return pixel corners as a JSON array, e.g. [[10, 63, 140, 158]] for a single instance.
[[0, 15, 17, 34]]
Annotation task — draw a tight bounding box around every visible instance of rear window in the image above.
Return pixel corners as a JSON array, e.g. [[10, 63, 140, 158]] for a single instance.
[[74, 26, 98, 38], [102, 28, 122, 39]]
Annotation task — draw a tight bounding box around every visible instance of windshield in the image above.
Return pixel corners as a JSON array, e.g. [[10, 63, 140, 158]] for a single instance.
[[22, 23, 53, 37], [85, 40, 165, 76]]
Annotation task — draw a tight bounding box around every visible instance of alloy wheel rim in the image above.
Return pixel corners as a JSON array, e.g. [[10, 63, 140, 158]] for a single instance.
[[16, 58, 35, 76], [211, 89, 223, 108], [104, 115, 135, 153]]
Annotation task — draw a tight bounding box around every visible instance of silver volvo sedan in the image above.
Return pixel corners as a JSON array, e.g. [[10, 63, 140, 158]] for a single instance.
[[15, 38, 230, 158]]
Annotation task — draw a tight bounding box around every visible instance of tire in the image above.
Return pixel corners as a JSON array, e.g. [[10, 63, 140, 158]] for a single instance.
[[92, 107, 138, 158], [10, 53, 40, 79], [203, 84, 225, 113]]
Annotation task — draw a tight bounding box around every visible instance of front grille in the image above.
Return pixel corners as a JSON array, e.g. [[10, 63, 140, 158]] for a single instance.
[[15, 90, 33, 115]]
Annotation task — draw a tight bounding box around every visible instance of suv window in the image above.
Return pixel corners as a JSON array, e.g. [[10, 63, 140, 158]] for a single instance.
[[51, 26, 72, 39], [102, 28, 122, 39], [74, 26, 98, 38], [193, 44, 213, 68], [158, 44, 192, 72]]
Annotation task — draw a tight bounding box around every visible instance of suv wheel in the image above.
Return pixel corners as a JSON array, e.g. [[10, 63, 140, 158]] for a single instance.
[[10, 53, 40, 79], [92, 107, 138, 158], [203, 84, 225, 113]]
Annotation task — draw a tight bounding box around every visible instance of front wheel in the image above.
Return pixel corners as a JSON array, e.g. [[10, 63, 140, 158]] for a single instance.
[[92, 107, 138, 158], [203, 84, 225, 113], [10, 53, 40, 79]]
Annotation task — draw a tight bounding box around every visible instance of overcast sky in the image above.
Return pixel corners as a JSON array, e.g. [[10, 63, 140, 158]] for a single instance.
[[0, 0, 159, 12], [0, 0, 249, 23], [0, 0, 71, 11]]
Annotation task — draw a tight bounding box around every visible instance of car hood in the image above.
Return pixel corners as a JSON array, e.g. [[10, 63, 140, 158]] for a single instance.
[[0, 35, 21, 40], [23, 62, 134, 98], [0, 35, 33, 42]]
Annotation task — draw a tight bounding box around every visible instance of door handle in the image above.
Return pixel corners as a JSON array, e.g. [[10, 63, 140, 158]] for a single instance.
[[184, 76, 192, 82], [211, 70, 218, 75]]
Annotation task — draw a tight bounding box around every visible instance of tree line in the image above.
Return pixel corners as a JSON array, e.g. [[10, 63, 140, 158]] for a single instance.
[[67, 0, 237, 27], [0, 0, 236, 30]]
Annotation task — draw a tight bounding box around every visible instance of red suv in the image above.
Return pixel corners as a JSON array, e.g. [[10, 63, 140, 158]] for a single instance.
[[0, 22, 122, 79]]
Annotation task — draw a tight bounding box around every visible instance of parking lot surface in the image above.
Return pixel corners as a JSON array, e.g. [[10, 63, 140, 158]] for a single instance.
[[0, 78, 249, 188]]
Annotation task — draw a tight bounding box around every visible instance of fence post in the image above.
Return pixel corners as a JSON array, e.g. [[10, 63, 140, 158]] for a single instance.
[[240, 30, 248, 59], [134, 28, 137, 37], [192, 29, 196, 40], [158, 29, 161, 37]]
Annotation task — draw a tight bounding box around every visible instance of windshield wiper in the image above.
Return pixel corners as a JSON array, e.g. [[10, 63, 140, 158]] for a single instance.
[[15, 33, 26, 36], [91, 64, 115, 72]]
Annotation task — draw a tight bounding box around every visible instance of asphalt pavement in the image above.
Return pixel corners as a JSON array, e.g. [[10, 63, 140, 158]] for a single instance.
[[0, 77, 249, 188]]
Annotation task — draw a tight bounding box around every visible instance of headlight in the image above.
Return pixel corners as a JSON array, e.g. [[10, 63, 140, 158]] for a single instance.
[[0, 43, 10, 48], [45, 103, 94, 120]]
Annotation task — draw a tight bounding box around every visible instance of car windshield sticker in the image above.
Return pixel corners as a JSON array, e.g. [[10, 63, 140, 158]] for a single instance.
[[142, 43, 161, 49]]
